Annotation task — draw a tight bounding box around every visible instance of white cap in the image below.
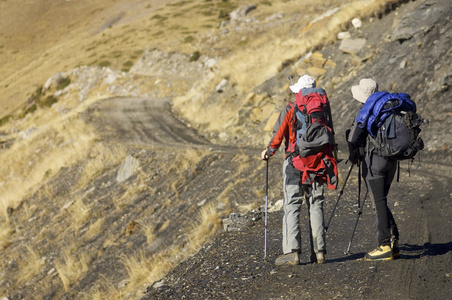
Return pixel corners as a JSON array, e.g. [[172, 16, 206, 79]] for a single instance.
[[289, 75, 316, 93]]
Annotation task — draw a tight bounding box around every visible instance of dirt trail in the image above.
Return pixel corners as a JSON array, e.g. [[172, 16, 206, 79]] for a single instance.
[[86, 95, 452, 300], [141, 157, 452, 300], [86, 97, 211, 147]]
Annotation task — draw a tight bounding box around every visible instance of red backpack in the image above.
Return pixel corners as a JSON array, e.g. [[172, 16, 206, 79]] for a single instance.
[[290, 88, 338, 189]]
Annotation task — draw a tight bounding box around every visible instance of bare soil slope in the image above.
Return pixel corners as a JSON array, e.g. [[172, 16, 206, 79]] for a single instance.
[[141, 0, 452, 299], [142, 161, 452, 300], [0, 0, 451, 299]]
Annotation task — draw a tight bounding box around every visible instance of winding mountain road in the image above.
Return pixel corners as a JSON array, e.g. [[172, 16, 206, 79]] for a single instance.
[[87, 97, 211, 147]]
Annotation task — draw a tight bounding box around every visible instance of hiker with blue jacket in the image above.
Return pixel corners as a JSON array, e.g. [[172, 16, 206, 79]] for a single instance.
[[261, 74, 333, 265], [346, 78, 400, 261]]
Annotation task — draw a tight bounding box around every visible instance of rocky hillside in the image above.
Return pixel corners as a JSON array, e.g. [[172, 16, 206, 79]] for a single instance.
[[141, 0, 452, 298], [0, 0, 451, 299]]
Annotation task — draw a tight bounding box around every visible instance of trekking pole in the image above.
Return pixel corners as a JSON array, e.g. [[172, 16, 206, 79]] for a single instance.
[[288, 75, 294, 85], [325, 163, 354, 232], [346, 188, 369, 254], [264, 159, 269, 260], [357, 160, 362, 208]]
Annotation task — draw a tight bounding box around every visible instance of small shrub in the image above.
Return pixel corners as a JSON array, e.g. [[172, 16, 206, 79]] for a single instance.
[[189, 50, 201, 62], [123, 60, 133, 67], [151, 14, 166, 20], [56, 77, 71, 90], [0, 115, 12, 127], [111, 50, 122, 58], [202, 10, 214, 17], [169, 1, 191, 7], [122, 60, 134, 72], [134, 49, 144, 56], [184, 36, 195, 43], [39, 95, 58, 108], [99, 61, 111, 67], [218, 10, 229, 19], [19, 103, 37, 119], [238, 38, 249, 46], [31, 86, 43, 101]]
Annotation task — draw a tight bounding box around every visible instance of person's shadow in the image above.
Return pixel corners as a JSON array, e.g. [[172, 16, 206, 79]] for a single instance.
[[399, 241, 452, 259], [328, 252, 366, 263], [326, 242, 452, 263]]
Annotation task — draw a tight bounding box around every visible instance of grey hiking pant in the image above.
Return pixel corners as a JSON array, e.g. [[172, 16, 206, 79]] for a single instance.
[[363, 153, 399, 246], [282, 158, 326, 254]]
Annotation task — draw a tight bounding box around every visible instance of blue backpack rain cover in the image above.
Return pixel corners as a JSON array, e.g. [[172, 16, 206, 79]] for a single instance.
[[356, 92, 425, 160]]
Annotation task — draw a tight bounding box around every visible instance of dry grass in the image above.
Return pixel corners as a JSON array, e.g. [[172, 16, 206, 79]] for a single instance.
[[188, 202, 222, 250], [69, 199, 92, 233], [141, 222, 157, 244], [0, 222, 13, 250], [86, 279, 122, 300], [0, 0, 237, 117], [166, 148, 206, 175], [115, 168, 150, 209], [76, 143, 126, 189], [18, 245, 44, 284], [97, 202, 224, 300], [120, 250, 172, 298], [165, 148, 209, 197], [55, 249, 91, 292], [0, 116, 98, 219], [84, 218, 105, 240], [0, 0, 403, 298], [172, 0, 402, 134], [221, 0, 398, 92]]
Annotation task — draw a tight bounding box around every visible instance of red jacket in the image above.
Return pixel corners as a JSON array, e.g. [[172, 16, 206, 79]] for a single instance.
[[267, 102, 297, 157]]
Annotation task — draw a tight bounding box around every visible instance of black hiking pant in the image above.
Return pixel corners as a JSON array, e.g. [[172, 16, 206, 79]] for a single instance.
[[362, 153, 399, 246]]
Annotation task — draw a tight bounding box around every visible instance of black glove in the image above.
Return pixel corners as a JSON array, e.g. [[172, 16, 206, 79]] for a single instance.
[[346, 129, 359, 164], [347, 141, 359, 164], [349, 150, 358, 164]]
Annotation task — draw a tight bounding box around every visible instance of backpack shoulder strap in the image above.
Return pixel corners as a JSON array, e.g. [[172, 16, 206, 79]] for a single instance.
[[288, 101, 298, 139]]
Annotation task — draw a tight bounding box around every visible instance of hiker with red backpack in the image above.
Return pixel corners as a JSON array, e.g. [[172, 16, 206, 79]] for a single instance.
[[261, 75, 337, 265], [346, 78, 425, 261]]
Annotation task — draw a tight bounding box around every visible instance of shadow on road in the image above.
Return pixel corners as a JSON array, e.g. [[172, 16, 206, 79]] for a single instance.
[[328, 252, 366, 263], [400, 242, 452, 259]]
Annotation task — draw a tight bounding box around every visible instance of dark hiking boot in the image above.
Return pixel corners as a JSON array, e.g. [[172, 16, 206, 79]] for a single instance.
[[391, 240, 400, 259], [364, 245, 393, 261], [275, 252, 300, 265]]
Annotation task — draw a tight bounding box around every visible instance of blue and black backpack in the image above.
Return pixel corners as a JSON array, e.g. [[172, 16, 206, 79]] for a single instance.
[[357, 92, 427, 161]]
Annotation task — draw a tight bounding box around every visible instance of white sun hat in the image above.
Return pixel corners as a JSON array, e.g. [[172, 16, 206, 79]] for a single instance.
[[289, 75, 316, 93], [351, 78, 379, 103]]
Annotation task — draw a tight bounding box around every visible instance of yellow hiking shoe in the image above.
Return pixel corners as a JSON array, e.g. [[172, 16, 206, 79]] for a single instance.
[[391, 240, 400, 259], [364, 245, 393, 261]]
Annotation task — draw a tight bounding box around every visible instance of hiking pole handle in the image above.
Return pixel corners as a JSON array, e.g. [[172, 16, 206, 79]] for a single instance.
[[325, 163, 354, 232], [288, 75, 294, 85]]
